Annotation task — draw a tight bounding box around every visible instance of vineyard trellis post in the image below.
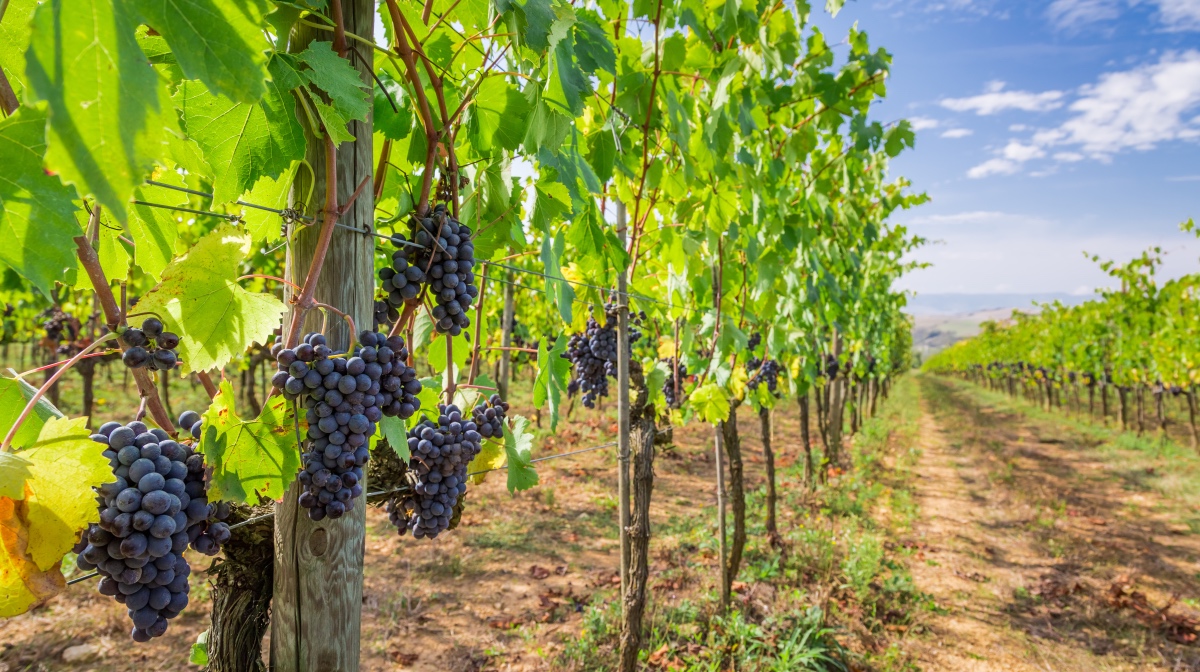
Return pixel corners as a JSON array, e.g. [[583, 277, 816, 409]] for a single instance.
[[271, 2, 375, 669], [616, 200, 632, 599]]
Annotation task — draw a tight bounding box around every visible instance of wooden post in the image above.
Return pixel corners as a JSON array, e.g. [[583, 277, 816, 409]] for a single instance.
[[616, 201, 631, 599], [618, 367, 654, 672], [714, 423, 728, 610], [271, 2, 375, 669]]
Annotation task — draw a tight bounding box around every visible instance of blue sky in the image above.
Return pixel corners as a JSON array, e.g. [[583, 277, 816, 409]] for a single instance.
[[814, 0, 1200, 295]]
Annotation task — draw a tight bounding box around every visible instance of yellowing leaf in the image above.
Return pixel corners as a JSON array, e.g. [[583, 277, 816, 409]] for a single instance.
[[0, 497, 67, 617], [19, 417, 112, 569], [688, 383, 731, 425], [136, 224, 286, 374], [199, 381, 303, 503]]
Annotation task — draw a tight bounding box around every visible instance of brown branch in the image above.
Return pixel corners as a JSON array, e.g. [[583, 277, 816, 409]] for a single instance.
[[421, 0, 435, 25], [339, 174, 371, 215], [284, 137, 340, 348], [314, 302, 358, 338], [373, 139, 392, 202], [330, 0, 348, 57], [73, 206, 175, 433], [197, 370, 219, 399], [467, 264, 487, 385], [628, 0, 665, 275], [384, 0, 438, 214], [1, 333, 117, 451]]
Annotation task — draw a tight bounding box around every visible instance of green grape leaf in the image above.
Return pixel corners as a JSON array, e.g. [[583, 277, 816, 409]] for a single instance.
[[25, 0, 173, 222], [379, 415, 409, 461], [374, 74, 412, 141], [295, 42, 369, 123], [0, 454, 33, 501], [412, 310, 435, 353], [127, 172, 189, 281], [586, 128, 617, 183], [198, 381, 303, 503], [189, 631, 210, 667], [689, 383, 731, 425], [0, 107, 81, 296], [645, 358, 670, 412], [503, 415, 538, 493], [427, 333, 469, 383], [546, 36, 590, 117], [311, 97, 356, 145], [533, 335, 570, 431], [135, 224, 287, 374], [0, 377, 64, 453], [0, 0, 37, 101], [572, 11, 615, 75], [521, 0, 555, 51], [416, 378, 441, 421], [175, 57, 306, 205], [533, 183, 574, 323], [466, 77, 531, 154], [132, 0, 271, 103], [238, 160, 298, 244]]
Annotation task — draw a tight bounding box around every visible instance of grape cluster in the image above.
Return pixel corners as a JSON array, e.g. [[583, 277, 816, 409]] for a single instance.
[[380, 204, 478, 336], [76, 416, 223, 641], [386, 403, 480, 539], [663, 358, 687, 408], [120, 318, 180, 371], [471, 394, 509, 440], [563, 300, 643, 408], [747, 357, 781, 394], [373, 299, 399, 332], [747, 332, 762, 351], [271, 331, 420, 521]]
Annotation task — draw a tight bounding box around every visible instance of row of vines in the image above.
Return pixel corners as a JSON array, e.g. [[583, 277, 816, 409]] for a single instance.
[[0, 0, 924, 668], [924, 228, 1200, 448]]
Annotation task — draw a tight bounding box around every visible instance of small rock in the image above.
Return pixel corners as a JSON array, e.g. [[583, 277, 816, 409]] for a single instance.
[[62, 643, 100, 663]]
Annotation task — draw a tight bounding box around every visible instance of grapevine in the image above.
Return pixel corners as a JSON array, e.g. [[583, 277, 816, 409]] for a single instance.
[[386, 403, 481, 539]]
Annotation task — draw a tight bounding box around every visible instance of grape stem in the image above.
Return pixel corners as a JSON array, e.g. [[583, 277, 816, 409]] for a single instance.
[[284, 138, 340, 349], [459, 384, 496, 390], [73, 205, 176, 434], [313, 302, 357, 338], [197, 371, 219, 399], [13, 350, 119, 379], [1, 332, 117, 452], [466, 264, 487, 385]]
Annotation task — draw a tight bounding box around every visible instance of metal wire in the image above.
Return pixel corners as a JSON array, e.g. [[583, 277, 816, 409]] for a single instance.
[[480, 260, 673, 310], [66, 571, 99, 585], [131, 200, 241, 222]]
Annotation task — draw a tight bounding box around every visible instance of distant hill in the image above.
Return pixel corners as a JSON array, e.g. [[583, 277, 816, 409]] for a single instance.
[[905, 292, 1090, 316], [905, 293, 1094, 358]]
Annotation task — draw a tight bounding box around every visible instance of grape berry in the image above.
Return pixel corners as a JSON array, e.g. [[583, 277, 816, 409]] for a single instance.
[[563, 299, 643, 408], [746, 357, 781, 394], [471, 393, 509, 440], [121, 317, 180, 371], [271, 331, 421, 521], [379, 204, 478, 336], [77, 415, 224, 641], [386, 403, 480, 539], [663, 358, 687, 408]]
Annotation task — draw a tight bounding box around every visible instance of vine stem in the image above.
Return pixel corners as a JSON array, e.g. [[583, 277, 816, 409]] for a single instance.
[[444, 332, 454, 405], [284, 137, 340, 349], [1, 333, 117, 451], [627, 0, 665, 274], [73, 207, 175, 433], [314, 302, 357, 338], [14, 350, 118, 378], [486, 346, 537, 354], [197, 371, 218, 399], [0, 67, 16, 116], [466, 265, 487, 385], [384, 0, 438, 214]]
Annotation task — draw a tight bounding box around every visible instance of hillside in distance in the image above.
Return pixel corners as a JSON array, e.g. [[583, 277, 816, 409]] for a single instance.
[[906, 293, 1091, 358]]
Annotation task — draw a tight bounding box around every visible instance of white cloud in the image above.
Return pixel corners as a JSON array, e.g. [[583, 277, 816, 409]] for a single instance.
[[940, 128, 974, 138], [941, 81, 1066, 115], [1047, 0, 1121, 29], [1167, 174, 1200, 181], [1009, 124, 1029, 131], [963, 51, 1200, 178], [1046, 0, 1200, 31], [1156, 0, 1200, 30], [903, 211, 1054, 226], [909, 116, 941, 130]]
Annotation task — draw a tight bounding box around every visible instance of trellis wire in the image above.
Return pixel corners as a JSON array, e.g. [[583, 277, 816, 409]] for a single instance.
[[65, 430, 665, 586]]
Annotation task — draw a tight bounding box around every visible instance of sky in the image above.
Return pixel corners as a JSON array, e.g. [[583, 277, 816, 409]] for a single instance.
[[813, 0, 1200, 296]]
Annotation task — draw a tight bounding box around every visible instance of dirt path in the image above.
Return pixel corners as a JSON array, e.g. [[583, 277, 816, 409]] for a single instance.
[[904, 376, 1200, 671]]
